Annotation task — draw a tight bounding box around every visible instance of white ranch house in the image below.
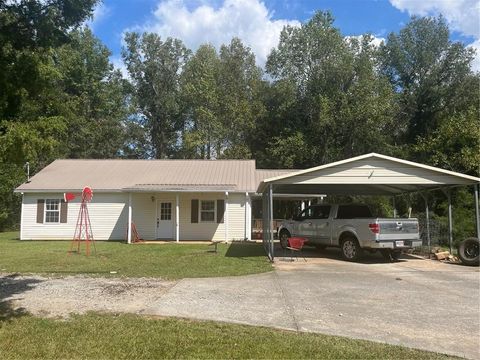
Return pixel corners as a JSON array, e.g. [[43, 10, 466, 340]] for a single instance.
[[15, 159, 292, 242]]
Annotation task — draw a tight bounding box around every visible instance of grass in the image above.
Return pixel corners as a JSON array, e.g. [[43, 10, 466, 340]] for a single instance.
[[0, 313, 456, 359], [0, 232, 272, 279]]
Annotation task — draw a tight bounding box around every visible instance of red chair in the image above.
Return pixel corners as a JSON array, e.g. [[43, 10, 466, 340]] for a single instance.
[[286, 237, 307, 262]]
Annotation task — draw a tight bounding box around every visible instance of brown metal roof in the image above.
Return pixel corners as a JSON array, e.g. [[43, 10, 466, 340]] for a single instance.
[[16, 159, 260, 193]]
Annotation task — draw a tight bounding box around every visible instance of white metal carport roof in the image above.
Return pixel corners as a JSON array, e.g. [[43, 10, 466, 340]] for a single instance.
[[257, 153, 480, 195], [258, 153, 480, 261]]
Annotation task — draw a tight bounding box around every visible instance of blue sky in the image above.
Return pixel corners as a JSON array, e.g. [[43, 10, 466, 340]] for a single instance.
[[88, 0, 480, 71]]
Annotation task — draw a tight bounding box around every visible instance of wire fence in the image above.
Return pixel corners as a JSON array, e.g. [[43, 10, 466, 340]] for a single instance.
[[416, 214, 452, 254]]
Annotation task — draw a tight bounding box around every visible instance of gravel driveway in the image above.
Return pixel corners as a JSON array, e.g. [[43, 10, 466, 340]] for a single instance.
[[1, 252, 479, 359]]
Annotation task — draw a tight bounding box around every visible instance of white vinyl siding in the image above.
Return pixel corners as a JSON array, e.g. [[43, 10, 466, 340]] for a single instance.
[[21, 192, 249, 242], [227, 193, 247, 241], [131, 193, 156, 240], [22, 193, 128, 240]]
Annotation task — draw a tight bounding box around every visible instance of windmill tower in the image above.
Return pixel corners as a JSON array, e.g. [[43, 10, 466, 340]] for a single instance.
[[68, 186, 95, 256]]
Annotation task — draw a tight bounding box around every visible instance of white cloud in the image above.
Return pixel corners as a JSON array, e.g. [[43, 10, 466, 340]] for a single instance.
[[389, 0, 480, 71], [390, 0, 479, 37], [134, 0, 300, 67], [86, 2, 111, 30]]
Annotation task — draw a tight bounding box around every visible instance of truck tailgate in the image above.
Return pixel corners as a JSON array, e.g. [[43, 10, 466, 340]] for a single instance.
[[378, 218, 419, 240]]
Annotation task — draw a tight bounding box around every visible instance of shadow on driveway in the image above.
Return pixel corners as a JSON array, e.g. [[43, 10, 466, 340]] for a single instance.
[[0, 274, 42, 321]]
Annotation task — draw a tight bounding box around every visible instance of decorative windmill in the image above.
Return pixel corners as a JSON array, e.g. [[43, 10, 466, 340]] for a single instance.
[[67, 186, 96, 256]]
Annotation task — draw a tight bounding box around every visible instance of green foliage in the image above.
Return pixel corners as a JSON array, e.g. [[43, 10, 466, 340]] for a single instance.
[[380, 16, 477, 167], [263, 12, 397, 167], [0, 2, 130, 230], [122, 32, 191, 158]]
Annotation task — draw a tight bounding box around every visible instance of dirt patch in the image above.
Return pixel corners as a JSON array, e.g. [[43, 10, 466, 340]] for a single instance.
[[0, 274, 176, 318]]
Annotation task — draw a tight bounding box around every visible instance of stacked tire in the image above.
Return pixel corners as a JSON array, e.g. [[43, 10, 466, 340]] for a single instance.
[[458, 237, 479, 266]]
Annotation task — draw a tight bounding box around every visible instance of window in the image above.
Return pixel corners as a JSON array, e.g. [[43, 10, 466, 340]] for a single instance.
[[160, 202, 172, 220], [336, 205, 372, 219], [45, 199, 60, 223], [200, 200, 215, 222], [311, 205, 331, 219]]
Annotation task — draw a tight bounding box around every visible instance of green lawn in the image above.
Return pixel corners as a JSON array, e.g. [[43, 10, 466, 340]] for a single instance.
[[0, 313, 455, 359], [0, 232, 272, 279]]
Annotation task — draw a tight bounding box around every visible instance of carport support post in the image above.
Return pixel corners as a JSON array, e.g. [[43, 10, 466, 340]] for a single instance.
[[421, 192, 431, 253], [446, 189, 453, 255], [392, 196, 397, 218], [475, 184, 480, 240], [269, 184, 274, 261]]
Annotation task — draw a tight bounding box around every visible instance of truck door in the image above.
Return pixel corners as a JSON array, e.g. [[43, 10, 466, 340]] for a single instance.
[[296, 207, 315, 241], [311, 205, 332, 245]]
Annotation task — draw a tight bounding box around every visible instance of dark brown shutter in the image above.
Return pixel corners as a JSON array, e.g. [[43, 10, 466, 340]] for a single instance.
[[217, 199, 225, 224], [60, 199, 68, 223], [191, 199, 199, 223], [36, 199, 45, 223]]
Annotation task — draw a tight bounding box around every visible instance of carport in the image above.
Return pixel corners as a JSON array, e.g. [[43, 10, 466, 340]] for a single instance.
[[258, 153, 480, 261]]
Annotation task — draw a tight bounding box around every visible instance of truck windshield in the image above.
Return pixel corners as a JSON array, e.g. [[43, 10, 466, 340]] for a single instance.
[[336, 205, 372, 219]]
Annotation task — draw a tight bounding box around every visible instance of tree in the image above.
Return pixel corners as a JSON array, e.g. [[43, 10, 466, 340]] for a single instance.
[[380, 16, 476, 144], [0, 0, 98, 230], [180, 44, 221, 159], [55, 28, 130, 158], [217, 38, 264, 159], [122, 32, 190, 158], [265, 11, 396, 167], [0, 0, 97, 120]]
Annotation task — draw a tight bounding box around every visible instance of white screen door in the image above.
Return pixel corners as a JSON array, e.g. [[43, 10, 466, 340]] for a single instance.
[[157, 201, 174, 239]]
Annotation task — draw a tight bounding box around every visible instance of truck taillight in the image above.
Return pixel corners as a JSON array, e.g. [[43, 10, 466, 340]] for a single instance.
[[369, 223, 380, 234]]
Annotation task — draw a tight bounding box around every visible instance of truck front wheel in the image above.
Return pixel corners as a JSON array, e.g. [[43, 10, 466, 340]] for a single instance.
[[341, 237, 363, 261], [279, 230, 291, 250]]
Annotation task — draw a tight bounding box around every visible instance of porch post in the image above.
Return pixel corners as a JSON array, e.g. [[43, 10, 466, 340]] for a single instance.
[[225, 191, 229, 242], [475, 184, 480, 240], [20, 193, 24, 240], [127, 193, 132, 244], [175, 194, 179, 242], [245, 192, 251, 240]]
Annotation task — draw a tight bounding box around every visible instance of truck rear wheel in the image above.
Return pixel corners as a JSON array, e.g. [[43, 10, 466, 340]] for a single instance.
[[458, 237, 479, 266], [279, 230, 291, 250], [341, 237, 363, 261]]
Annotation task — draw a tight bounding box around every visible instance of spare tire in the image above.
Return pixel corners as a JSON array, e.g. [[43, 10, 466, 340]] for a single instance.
[[458, 237, 480, 266]]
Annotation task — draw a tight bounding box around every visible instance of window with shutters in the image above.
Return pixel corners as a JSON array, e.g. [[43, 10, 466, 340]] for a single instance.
[[200, 200, 215, 222], [45, 199, 60, 223]]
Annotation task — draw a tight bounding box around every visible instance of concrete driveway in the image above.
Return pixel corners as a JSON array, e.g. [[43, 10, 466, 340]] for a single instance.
[[144, 249, 480, 359]]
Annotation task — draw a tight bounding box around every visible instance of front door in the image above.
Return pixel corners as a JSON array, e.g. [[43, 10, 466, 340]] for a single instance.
[[156, 200, 174, 239]]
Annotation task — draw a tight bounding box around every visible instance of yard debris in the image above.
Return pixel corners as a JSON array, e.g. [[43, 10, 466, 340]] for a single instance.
[[431, 249, 460, 263], [434, 251, 450, 260]]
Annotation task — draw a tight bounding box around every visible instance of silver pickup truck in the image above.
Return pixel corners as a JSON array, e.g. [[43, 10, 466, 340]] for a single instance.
[[278, 204, 421, 261]]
